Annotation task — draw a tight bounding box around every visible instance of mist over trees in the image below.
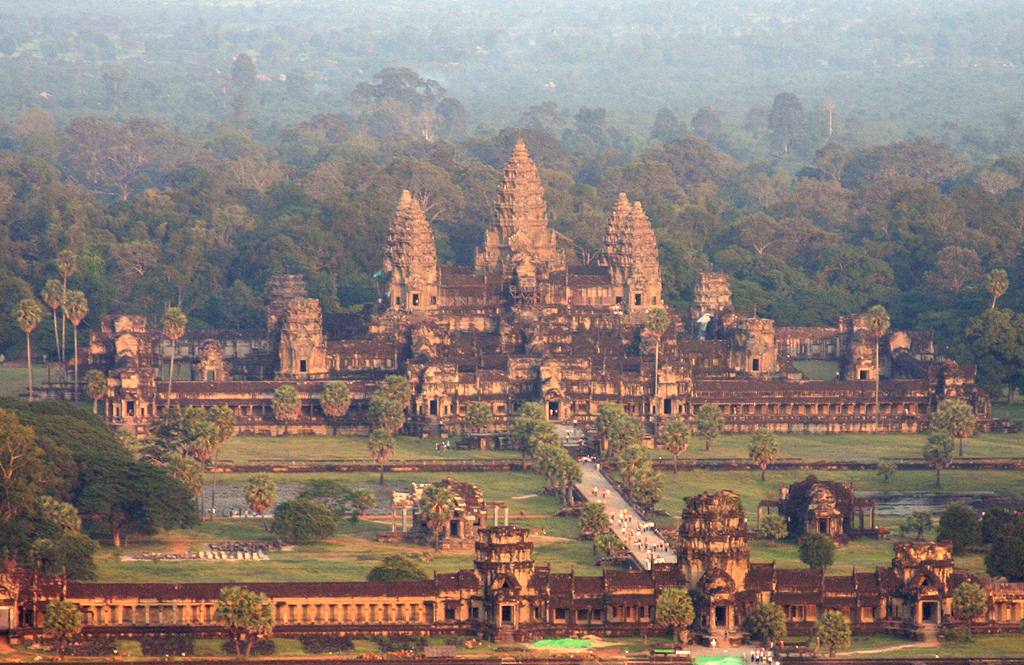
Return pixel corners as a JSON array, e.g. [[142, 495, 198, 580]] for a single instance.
[[0, 0, 1022, 147]]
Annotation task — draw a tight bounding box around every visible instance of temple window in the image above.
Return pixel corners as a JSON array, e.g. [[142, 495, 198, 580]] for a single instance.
[[859, 369, 869, 380], [615, 296, 623, 304], [555, 608, 567, 621], [634, 293, 642, 306], [431, 296, 437, 305], [752, 358, 760, 371], [412, 293, 420, 306], [395, 296, 402, 305], [299, 359, 308, 373], [577, 609, 588, 621], [206, 370, 216, 381]]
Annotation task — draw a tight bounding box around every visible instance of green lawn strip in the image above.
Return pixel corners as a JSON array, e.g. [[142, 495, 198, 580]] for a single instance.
[[222, 430, 1024, 466], [95, 472, 603, 583], [992, 400, 1024, 421], [658, 468, 1024, 515], [94, 466, 1011, 584], [842, 633, 1024, 658], [219, 434, 522, 463], [663, 431, 1024, 462], [0, 364, 29, 397]]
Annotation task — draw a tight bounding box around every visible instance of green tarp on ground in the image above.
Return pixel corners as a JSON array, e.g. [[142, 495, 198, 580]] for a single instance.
[[695, 657, 745, 665], [531, 638, 593, 648]]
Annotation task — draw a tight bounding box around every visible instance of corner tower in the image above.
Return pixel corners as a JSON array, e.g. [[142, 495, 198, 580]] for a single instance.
[[604, 194, 663, 319], [383, 190, 440, 315], [475, 140, 564, 280]]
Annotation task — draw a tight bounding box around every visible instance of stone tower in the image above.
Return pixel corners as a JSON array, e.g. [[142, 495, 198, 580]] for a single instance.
[[475, 140, 564, 281], [678, 490, 750, 589], [474, 525, 536, 591], [731, 318, 778, 374], [690, 272, 735, 339], [383, 190, 440, 315], [605, 195, 664, 319], [267, 274, 308, 334], [474, 526, 535, 642], [678, 490, 750, 642], [277, 298, 328, 378], [839, 313, 879, 381]]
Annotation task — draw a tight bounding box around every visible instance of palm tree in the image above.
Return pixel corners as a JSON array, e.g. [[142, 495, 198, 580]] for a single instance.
[[865, 305, 890, 429], [55, 250, 77, 362], [272, 384, 301, 434], [84, 370, 106, 415], [41, 279, 64, 364], [644, 307, 671, 417], [14, 299, 43, 400], [985, 269, 1009, 309], [62, 290, 88, 401], [162, 307, 188, 410], [418, 484, 457, 549], [368, 428, 395, 485], [320, 381, 352, 435]]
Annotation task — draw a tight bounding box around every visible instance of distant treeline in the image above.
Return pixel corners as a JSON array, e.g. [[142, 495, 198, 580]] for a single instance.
[[1, 0, 1023, 148]]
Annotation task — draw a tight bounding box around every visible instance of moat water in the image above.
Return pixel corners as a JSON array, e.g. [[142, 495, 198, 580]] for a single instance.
[[863, 491, 993, 517], [201, 482, 392, 518]]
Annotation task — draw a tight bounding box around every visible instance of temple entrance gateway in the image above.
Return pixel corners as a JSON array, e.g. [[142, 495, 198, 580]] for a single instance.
[[922, 601, 939, 623], [548, 401, 560, 420]]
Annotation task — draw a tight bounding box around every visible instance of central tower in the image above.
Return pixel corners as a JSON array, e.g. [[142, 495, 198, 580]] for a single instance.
[[475, 140, 565, 285]]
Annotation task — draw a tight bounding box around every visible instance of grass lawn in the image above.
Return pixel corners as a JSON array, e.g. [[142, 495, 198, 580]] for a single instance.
[[842, 633, 1024, 658], [662, 431, 1024, 462], [992, 399, 1024, 422], [98, 463, 1014, 584], [218, 433, 521, 463], [0, 363, 28, 397], [223, 430, 1024, 465], [96, 471, 603, 584], [657, 467, 1024, 517], [793, 359, 839, 380]]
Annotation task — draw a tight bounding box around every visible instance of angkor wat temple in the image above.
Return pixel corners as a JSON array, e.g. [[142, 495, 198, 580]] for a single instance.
[[84, 140, 987, 436], [4, 491, 1023, 644]]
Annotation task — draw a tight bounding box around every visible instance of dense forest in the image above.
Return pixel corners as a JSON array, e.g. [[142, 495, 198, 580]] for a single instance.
[[1, 1, 1024, 399]]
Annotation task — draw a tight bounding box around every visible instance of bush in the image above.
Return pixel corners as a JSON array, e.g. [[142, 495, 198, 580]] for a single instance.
[[271, 498, 337, 544], [59, 637, 115, 656], [367, 555, 428, 582], [371, 635, 427, 652], [942, 625, 972, 643], [761, 514, 789, 540], [299, 636, 355, 654], [139, 635, 195, 657], [937, 503, 982, 553], [222, 639, 275, 656], [799, 532, 835, 570]]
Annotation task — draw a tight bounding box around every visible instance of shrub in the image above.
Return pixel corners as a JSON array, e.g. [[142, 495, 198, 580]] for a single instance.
[[271, 498, 337, 544], [937, 502, 982, 553], [942, 625, 971, 643], [222, 639, 276, 656], [371, 635, 427, 652], [138, 635, 195, 657], [60, 637, 115, 656], [298, 636, 355, 654]]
